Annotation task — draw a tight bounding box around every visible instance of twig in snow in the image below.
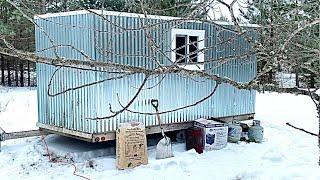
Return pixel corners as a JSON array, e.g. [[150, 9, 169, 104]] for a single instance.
[[286, 122, 318, 137]]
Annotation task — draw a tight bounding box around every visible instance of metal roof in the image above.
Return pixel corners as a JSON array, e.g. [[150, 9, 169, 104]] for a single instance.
[[34, 9, 260, 28]]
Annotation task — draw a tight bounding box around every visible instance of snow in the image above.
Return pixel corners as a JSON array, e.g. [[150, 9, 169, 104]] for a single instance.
[[0, 87, 320, 180], [275, 72, 297, 88], [0, 86, 37, 132]]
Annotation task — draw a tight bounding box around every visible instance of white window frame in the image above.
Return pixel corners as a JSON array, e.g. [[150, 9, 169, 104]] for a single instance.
[[171, 28, 205, 70]]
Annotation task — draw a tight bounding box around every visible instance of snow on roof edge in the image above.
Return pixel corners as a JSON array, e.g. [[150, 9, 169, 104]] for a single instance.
[[33, 9, 260, 28]]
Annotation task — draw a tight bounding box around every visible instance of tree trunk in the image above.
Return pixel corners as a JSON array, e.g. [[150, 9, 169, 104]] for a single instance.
[[15, 58, 18, 86], [41, 0, 46, 13], [7, 58, 11, 86], [63, 0, 67, 12], [269, 2, 274, 84], [310, 75, 315, 88], [19, 61, 24, 87], [27, 61, 30, 86], [318, 104, 320, 166], [295, 71, 299, 88], [1, 55, 4, 85]]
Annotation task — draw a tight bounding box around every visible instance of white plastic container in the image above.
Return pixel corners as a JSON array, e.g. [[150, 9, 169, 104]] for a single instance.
[[194, 118, 228, 151]]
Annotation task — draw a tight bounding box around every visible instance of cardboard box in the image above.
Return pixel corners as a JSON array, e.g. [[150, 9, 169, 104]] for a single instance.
[[194, 118, 228, 151], [116, 122, 148, 169]]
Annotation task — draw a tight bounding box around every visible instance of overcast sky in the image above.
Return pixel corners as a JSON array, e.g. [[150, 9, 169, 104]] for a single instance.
[[207, 0, 248, 21]]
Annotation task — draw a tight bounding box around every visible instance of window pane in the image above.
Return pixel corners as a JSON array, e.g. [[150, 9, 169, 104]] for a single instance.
[[176, 35, 187, 63], [189, 36, 198, 62]]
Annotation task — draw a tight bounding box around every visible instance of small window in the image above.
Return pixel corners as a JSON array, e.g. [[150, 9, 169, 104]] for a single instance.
[[176, 35, 187, 63], [189, 36, 198, 63], [171, 29, 205, 70]]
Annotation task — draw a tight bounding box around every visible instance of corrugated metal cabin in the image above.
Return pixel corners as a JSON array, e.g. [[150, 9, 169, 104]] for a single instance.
[[34, 10, 257, 142]]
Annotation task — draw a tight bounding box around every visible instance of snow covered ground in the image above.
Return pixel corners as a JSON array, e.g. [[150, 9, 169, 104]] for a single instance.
[[0, 86, 37, 132], [0, 86, 319, 180]]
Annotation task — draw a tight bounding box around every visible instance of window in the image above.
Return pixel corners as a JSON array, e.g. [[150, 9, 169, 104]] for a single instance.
[[171, 29, 205, 70]]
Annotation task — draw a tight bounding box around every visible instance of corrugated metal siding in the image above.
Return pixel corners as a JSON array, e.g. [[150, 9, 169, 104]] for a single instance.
[[35, 12, 257, 134]]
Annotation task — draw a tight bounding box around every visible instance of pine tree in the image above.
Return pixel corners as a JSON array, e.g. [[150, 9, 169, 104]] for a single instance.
[[242, 0, 320, 88]]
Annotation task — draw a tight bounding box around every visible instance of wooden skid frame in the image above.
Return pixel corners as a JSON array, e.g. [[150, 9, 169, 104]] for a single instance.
[[0, 114, 254, 151], [0, 128, 49, 152], [37, 113, 254, 143]]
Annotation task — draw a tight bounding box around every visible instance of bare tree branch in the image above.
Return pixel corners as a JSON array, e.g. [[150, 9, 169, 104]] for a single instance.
[[286, 122, 318, 137]]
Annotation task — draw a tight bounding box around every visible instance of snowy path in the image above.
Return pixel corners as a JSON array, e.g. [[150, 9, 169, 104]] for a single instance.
[[0, 87, 319, 180]]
